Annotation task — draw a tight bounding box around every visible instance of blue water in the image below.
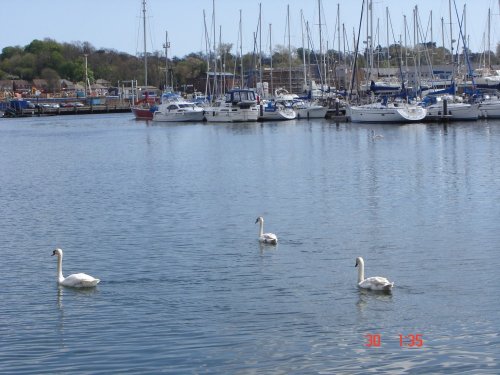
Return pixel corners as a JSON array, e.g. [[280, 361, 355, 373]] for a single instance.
[[1, 114, 499, 374]]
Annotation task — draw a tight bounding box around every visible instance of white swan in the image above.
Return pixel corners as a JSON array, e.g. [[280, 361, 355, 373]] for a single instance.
[[52, 248, 100, 288], [255, 216, 278, 244], [355, 256, 393, 291], [371, 130, 384, 140]]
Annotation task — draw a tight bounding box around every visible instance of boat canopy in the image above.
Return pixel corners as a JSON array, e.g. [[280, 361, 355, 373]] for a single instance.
[[225, 89, 256, 104]]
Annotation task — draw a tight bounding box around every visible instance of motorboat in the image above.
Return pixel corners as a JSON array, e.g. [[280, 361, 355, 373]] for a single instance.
[[258, 100, 296, 121], [292, 100, 328, 119], [153, 100, 204, 122], [421, 95, 479, 121], [274, 88, 327, 119], [478, 94, 500, 118], [205, 89, 259, 122]]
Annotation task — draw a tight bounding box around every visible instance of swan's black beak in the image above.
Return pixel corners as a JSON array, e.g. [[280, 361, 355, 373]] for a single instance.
[[51, 250, 56, 256], [355, 260, 358, 267], [255, 218, 258, 224]]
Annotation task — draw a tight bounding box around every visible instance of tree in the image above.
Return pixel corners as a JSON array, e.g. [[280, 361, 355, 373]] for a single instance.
[[41, 68, 61, 93], [174, 56, 206, 86]]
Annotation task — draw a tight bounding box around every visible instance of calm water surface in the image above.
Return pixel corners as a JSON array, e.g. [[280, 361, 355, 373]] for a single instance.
[[1, 114, 499, 374]]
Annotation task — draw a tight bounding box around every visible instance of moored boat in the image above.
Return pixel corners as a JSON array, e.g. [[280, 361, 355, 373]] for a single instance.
[[292, 100, 328, 119], [347, 100, 427, 123], [258, 100, 296, 121], [478, 94, 500, 118], [132, 102, 156, 120], [205, 89, 259, 123], [421, 95, 479, 121], [153, 99, 204, 122]]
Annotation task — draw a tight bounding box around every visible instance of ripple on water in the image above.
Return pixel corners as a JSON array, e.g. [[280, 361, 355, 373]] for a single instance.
[[1, 117, 499, 373]]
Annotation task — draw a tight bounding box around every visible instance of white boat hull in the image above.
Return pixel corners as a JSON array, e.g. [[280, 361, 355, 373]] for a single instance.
[[153, 111, 204, 122], [258, 104, 296, 121], [295, 106, 328, 119], [205, 107, 259, 122], [479, 100, 500, 118], [347, 103, 427, 123], [424, 103, 479, 121]]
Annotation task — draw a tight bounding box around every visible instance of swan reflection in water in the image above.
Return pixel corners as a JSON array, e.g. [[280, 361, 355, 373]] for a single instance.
[[56, 285, 99, 310], [259, 241, 279, 254], [356, 288, 393, 312]]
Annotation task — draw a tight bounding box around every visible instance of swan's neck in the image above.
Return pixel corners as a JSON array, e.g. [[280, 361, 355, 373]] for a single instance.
[[258, 220, 264, 237], [57, 255, 64, 283], [357, 260, 365, 283]]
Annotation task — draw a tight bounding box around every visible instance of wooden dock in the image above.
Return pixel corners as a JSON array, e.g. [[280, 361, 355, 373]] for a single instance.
[[2, 104, 131, 118]]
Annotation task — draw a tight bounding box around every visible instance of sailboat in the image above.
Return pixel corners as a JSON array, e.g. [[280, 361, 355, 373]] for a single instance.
[[346, 0, 426, 123], [131, 0, 157, 120], [258, 23, 296, 121]]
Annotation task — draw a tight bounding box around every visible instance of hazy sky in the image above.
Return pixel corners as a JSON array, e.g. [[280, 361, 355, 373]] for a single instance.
[[1, 0, 498, 58]]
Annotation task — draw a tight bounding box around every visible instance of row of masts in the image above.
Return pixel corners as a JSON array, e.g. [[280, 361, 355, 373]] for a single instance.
[[140, 0, 497, 97]]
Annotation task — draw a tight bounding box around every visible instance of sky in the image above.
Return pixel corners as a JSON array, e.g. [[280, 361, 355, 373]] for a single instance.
[[1, 0, 499, 59]]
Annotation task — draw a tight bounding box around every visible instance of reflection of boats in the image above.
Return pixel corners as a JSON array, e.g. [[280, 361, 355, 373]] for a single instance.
[[347, 100, 427, 123], [205, 89, 259, 122], [153, 99, 204, 122], [258, 100, 296, 121]]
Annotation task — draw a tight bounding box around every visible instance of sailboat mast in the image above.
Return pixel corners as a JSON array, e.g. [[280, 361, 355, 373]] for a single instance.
[[415, 6, 420, 70], [270, 23, 273, 95], [449, 0, 453, 65], [441, 17, 445, 57], [463, 4, 467, 55], [203, 10, 211, 98], [288, 4, 292, 92], [430, 11, 433, 66], [240, 9, 244, 88], [404, 15, 408, 69], [488, 7, 491, 67], [386, 7, 389, 68], [212, 0, 217, 97], [164, 31, 169, 90], [318, 0, 324, 90], [142, 0, 147, 86], [430, 11, 433, 46], [301, 10, 307, 89], [259, 3, 263, 96], [369, 0, 374, 73], [337, 3, 341, 66]]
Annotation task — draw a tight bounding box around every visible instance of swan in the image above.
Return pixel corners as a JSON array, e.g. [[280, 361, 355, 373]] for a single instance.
[[371, 130, 384, 140], [51, 248, 100, 288], [355, 256, 393, 291], [255, 216, 278, 244]]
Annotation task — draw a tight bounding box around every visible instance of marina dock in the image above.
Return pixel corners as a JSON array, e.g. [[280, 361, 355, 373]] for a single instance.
[[1, 103, 131, 118]]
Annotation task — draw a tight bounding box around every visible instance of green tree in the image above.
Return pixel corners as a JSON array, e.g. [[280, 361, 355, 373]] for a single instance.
[[41, 68, 61, 93], [174, 56, 206, 85]]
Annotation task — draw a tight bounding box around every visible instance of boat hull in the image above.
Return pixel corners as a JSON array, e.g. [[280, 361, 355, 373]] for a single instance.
[[258, 104, 296, 121], [479, 101, 500, 119], [425, 103, 479, 121], [295, 106, 328, 119], [347, 104, 426, 123], [205, 108, 259, 122], [153, 111, 204, 122], [132, 106, 155, 120]]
